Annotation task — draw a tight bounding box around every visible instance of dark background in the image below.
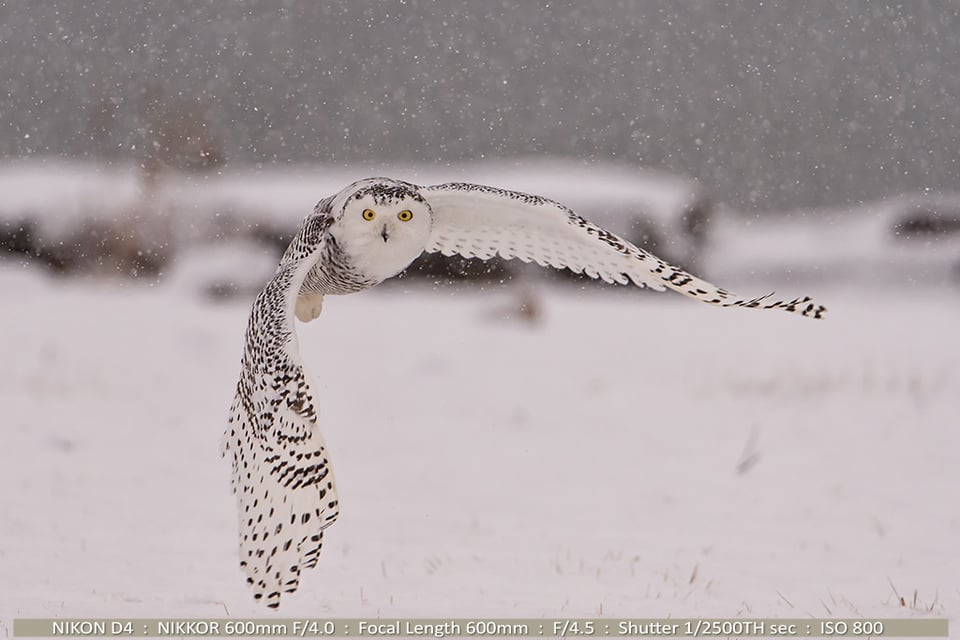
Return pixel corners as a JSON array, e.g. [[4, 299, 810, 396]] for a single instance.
[[1, 0, 958, 210]]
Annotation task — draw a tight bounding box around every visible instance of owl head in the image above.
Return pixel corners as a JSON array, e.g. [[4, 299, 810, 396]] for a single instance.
[[330, 178, 433, 283]]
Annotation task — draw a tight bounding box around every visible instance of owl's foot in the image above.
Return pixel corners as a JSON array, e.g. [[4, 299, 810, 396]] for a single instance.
[[295, 293, 324, 322]]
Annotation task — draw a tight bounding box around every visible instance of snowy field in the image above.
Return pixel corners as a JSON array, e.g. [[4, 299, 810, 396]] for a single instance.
[[0, 261, 957, 631]]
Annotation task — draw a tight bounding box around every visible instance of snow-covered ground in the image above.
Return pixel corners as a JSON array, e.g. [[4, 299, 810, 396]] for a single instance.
[[0, 261, 956, 630]]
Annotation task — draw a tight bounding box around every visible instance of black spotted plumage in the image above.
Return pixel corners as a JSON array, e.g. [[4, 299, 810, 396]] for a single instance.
[[350, 179, 426, 206], [222, 213, 339, 609]]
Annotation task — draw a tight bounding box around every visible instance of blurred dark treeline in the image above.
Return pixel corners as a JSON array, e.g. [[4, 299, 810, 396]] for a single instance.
[[1, 0, 958, 210]]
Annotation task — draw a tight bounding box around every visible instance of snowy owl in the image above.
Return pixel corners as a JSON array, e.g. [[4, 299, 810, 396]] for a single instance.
[[222, 177, 825, 607]]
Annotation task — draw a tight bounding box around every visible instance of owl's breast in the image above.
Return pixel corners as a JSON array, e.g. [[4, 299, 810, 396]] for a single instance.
[[299, 235, 379, 296]]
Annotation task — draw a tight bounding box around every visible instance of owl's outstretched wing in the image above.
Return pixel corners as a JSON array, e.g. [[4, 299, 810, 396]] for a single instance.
[[222, 214, 340, 609], [422, 182, 825, 318]]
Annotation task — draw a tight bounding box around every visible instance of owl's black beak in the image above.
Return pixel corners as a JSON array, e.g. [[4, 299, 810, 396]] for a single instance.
[[380, 225, 390, 243]]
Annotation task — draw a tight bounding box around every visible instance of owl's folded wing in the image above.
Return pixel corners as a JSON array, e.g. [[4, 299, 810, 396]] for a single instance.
[[222, 214, 340, 609], [422, 182, 825, 319]]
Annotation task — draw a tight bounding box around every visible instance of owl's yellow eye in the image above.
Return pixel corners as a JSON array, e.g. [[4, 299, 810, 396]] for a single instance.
[[397, 210, 413, 222], [362, 209, 376, 221]]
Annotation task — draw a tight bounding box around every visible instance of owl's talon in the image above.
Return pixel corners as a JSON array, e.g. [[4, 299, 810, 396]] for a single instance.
[[295, 294, 324, 322]]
